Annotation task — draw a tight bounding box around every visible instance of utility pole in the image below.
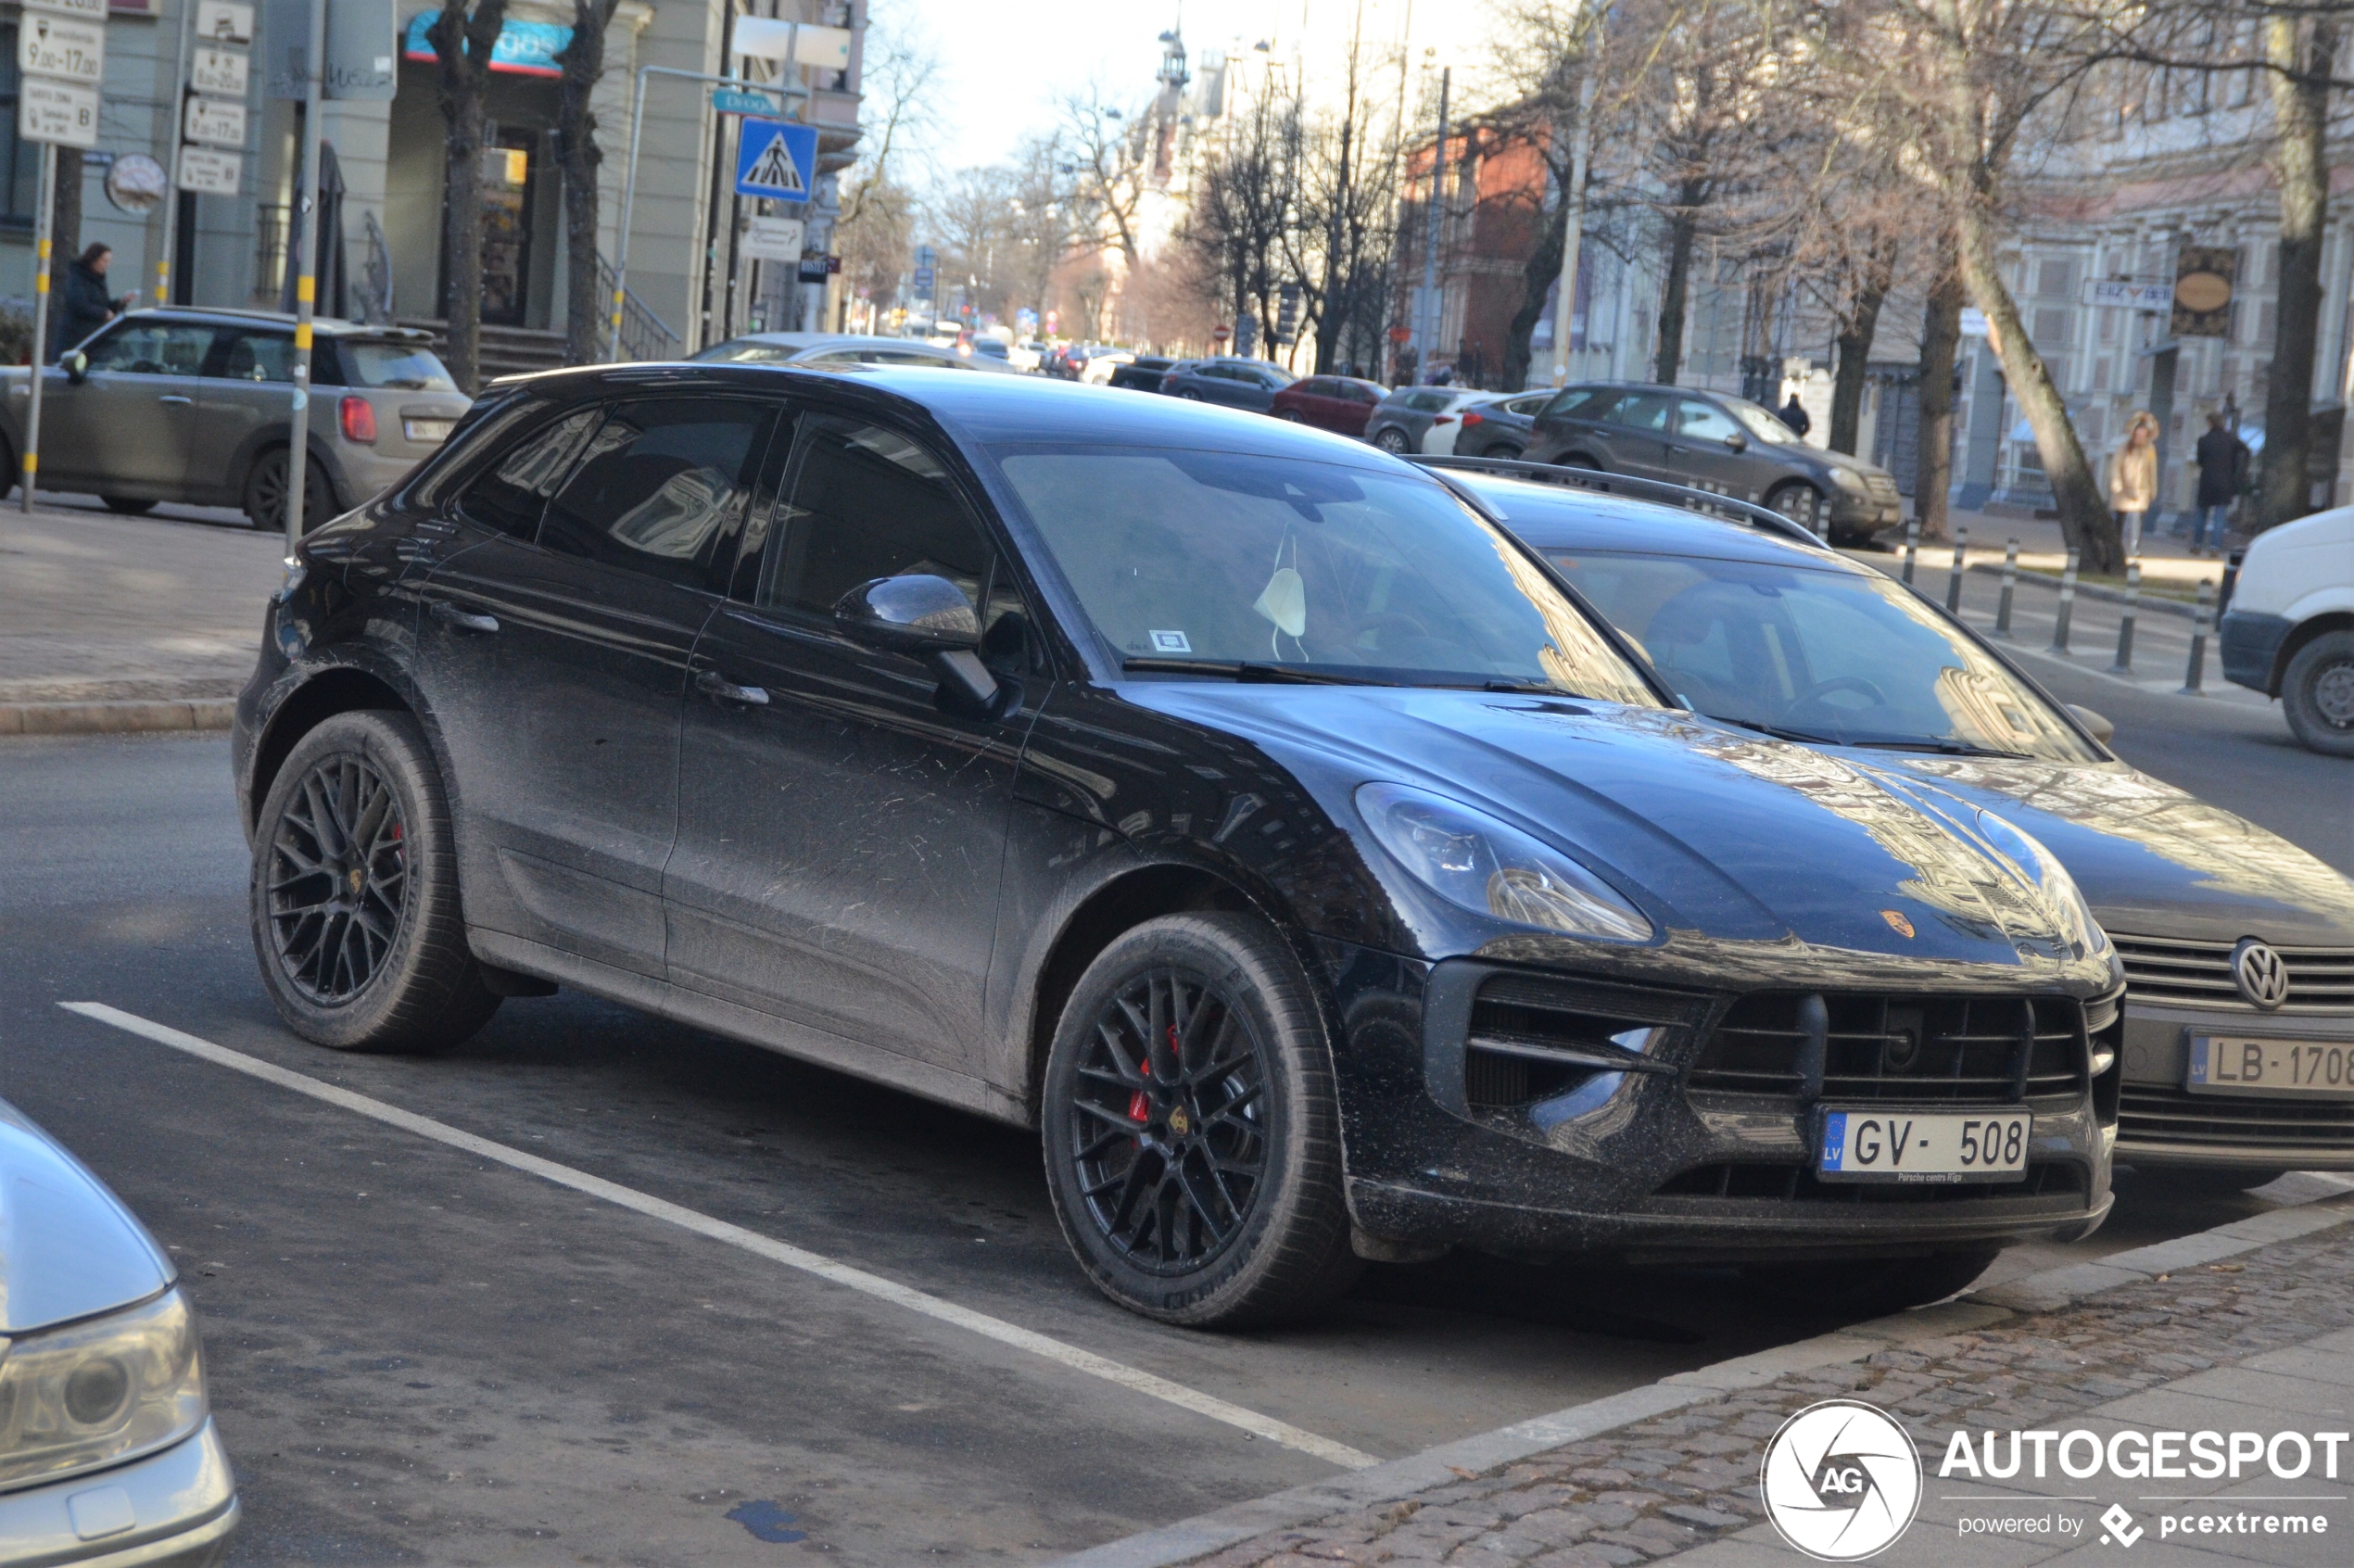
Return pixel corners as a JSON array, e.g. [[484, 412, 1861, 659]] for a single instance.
[[155, 0, 199, 303], [20, 147, 54, 515], [282, 0, 328, 551], [1414, 64, 1448, 383], [1549, 27, 1600, 388]]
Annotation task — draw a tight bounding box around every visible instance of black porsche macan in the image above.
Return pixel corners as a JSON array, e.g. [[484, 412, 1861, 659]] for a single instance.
[[234, 365, 2124, 1326]]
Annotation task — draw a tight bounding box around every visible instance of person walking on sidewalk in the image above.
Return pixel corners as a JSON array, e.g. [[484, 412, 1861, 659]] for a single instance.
[[2107, 410, 2159, 558], [2190, 411, 2249, 558], [1777, 393, 1811, 437], [55, 244, 132, 361]]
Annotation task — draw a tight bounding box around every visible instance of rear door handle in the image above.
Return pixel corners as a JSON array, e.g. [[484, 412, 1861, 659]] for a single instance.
[[158, 395, 194, 407], [695, 668, 769, 707], [429, 600, 500, 635]]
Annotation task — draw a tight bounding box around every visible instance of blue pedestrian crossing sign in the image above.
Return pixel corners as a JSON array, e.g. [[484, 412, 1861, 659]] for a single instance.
[[736, 119, 818, 200]]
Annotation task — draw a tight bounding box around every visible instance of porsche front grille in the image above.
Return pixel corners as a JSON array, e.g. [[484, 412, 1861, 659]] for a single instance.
[[1687, 993, 2088, 1107]]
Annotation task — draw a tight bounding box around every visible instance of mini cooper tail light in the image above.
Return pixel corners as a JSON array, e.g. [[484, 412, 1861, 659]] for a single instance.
[[339, 396, 378, 444]]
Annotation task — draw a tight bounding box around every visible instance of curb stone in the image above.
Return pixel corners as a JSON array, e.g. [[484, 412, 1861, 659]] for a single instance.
[[1046, 1194, 2354, 1568], [0, 699, 236, 736]]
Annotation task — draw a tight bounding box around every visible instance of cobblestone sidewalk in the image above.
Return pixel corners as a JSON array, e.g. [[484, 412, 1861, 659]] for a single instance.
[[1148, 1212, 2354, 1568]]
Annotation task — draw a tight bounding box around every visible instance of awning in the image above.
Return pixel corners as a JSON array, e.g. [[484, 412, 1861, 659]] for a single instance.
[[402, 12, 572, 78]]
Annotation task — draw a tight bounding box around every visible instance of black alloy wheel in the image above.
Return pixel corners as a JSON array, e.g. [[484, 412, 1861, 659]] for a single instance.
[[1041, 913, 1360, 1326], [264, 752, 411, 1004], [243, 447, 335, 533]]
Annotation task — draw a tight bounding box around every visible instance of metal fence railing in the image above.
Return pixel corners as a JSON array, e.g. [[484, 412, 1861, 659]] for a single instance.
[[598, 252, 682, 361]]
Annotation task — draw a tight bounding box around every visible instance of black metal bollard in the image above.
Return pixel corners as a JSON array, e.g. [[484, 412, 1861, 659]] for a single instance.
[[1902, 517, 1919, 585], [1993, 538, 2019, 638], [2220, 548, 2245, 614], [2181, 579, 2213, 694], [2048, 548, 2080, 654], [1945, 526, 1968, 614], [2109, 560, 2139, 673]]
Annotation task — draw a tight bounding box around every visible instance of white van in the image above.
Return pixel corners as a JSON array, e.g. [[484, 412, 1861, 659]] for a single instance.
[[2221, 506, 2354, 753]]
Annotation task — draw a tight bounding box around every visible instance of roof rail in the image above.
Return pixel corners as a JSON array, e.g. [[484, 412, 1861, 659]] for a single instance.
[[1411, 453, 1832, 550]]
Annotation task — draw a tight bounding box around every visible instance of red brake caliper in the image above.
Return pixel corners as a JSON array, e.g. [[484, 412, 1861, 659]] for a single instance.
[[1129, 1049, 1151, 1123]]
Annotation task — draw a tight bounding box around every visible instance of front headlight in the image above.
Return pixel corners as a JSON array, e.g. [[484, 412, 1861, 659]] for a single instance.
[[0, 1288, 207, 1492], [1829, 466, 1870, 493], [1357, 783, 1653, 942], [1974, 809, 2109, 957]]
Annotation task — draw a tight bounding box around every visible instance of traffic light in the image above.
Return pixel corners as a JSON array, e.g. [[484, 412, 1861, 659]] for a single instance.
[[1276, 283, 1300, 347]]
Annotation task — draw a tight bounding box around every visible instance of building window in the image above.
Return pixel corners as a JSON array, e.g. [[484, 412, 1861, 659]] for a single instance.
[[0, 26, 44, 227]]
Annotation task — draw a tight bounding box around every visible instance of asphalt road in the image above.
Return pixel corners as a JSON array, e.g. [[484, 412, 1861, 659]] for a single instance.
[[0, 711, 2343, 1565]]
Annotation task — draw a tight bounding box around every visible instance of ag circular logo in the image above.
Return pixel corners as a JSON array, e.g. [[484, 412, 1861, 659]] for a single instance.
[[1759, 1399, 1922, 1561]]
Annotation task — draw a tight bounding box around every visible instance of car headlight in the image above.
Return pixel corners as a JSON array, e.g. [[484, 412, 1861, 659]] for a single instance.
[[0, 1288, 208, 1492], [1829, 467, 1870, 493], [1357, 783, 1652, 942], [1974, 809, 2109, 956]]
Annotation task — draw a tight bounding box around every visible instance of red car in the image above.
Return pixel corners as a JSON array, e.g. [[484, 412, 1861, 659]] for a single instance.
[[1269, 374, 1389, 436]]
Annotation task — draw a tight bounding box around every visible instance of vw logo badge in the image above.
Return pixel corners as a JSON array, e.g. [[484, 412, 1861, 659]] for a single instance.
[[1759, 1398, 1921, 1561], [2233, 939, 2290, 1010]]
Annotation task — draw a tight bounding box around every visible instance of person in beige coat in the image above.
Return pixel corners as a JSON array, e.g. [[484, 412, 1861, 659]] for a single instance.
[[2107, 411, 2159, 557]]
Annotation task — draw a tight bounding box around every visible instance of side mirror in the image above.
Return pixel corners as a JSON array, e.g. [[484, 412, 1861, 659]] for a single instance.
[[63, 351, 88, 386], [1723, 431, 1748, 452], [2067, 704, 2115, 744], [833, 574, 1005, 717]]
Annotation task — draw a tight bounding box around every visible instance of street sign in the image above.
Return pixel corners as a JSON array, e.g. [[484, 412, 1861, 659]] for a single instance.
[[19, 77, 97, 147], [741, 215, 804, 262], [734, 118, 818, 200], [196, 0, 254, 44], [712, 88, 780, 117], [191, 44, 250, 95], [105, 152, 168, 212], [19, 15, 105, 83], [798, 255, 840, 282], [184, 95, 248, 148], [177, 145, 242, 194], [1959, 307, 1991, 339], [2086, 279, 2170, 312]]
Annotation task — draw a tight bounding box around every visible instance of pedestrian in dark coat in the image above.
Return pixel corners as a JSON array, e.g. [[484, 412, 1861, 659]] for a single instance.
[[1778, 393, 1812, 436], [2189, 411, 2249, 558], [55, 243, 130, 360]]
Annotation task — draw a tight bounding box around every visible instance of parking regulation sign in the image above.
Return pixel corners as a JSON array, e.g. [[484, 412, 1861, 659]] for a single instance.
[[735, 118, 817, 200]]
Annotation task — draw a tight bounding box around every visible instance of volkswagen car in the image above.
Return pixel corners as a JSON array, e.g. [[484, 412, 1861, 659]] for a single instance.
[[1456, 462, 2354, 1190], [233, 369, 2120, 1327]]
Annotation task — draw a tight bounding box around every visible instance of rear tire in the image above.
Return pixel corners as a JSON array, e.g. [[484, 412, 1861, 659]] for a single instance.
[[250, 710, 500, 1054], [100, 496, 157, 514], [2282, 630, 2354, 757], [1041, 913, 1361, 1327], [1746, 1246, 2002, 1315], [243, 447, 335, 534]]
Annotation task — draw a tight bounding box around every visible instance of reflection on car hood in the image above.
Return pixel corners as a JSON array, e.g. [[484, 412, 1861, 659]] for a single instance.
[[1129, 687, 2091, 974], [0, 1097, 173, 1333], [1870, 754, 2354, 945]]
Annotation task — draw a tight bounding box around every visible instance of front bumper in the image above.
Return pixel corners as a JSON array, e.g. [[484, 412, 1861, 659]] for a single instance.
[[0, 1421, 237, 1568], [1323, 942, 2116, 1264], [2219, 609, 2292, 695], [2117, 995, 2354, 1171]]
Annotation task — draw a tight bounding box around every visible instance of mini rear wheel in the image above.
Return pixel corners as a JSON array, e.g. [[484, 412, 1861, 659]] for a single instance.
[[1041, 913, 1360, 1327], [250, 710, 500, 1053], [243, 447, 335, 533]]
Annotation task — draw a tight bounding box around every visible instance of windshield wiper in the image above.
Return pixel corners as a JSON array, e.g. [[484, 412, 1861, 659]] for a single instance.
[[1845, 738, 2036, 760], [1711, 715, 1842, 745], [1120, 658, 1400, 687]]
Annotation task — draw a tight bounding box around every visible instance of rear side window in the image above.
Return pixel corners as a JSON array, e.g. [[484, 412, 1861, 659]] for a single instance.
[[341, 341, 457, 390], [1543, 386, 1608, 419], [454, 407, 603, 540], [212, 332, 298, 384], [760, 418, 995, 619], [540, 398, 774, 587]]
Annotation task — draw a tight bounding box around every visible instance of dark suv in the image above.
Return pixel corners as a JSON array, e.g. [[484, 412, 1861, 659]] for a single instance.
[[1525, 383, 1905, 544], [234, 366, 2117, 1328]]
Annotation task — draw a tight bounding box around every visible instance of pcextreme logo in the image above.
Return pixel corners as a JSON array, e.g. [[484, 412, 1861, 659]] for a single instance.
[[1760, 1399, 1924, 1561]]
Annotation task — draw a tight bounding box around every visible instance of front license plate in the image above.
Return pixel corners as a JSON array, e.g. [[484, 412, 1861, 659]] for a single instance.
[[1816, 1108, 2031, 1183], [2186, 1036, 2354, 1100], [403, 418, 454, 444]]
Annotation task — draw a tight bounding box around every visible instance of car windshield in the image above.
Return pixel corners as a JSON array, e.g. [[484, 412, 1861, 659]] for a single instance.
[[1725, 396, 1801, 444], [344, 341, 458, 390], [1544, 550, 2100, 761], [993, 447, 1660, 703]]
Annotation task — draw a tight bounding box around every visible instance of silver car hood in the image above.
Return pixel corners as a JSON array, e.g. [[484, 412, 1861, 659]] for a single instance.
[[0, 1098, 172, 1334]]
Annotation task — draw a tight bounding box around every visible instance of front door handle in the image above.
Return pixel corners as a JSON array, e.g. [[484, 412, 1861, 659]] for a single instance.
[[429, 600, 500, 635], [158, 395, 194, 407], [695, 668, 769, 707]]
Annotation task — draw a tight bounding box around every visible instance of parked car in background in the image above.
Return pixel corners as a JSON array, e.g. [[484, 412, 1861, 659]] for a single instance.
[[1077, 348, 1135, 386], [1108, 355, 1179, 392], [1457, 464, 2353, 1192], [1363, 386, 1491, 455], [691, 332, 1017, 377], [2221, 506, 2354, 755], [0, 1096, 239, 1562], [1270, 373, 1388, 436], [1161, 356, 1296, 411], [1524, 383, 1905, 544], [0, 307, 468, 532], [1450, 390, 1557, 459]]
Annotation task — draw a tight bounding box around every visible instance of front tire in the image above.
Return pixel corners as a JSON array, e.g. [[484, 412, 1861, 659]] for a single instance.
[[1040, 913, 1360, 1327], [2282, 630, 2354, 756], [100, 496, 157, 514], [243, 447, 335, 534], [250, 710, 500, 1054], [1373, 427, 1411, 454]]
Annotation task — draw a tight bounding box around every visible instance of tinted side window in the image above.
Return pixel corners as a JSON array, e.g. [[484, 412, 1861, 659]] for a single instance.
[[455, 407, 603, 540], [761, 419, 994, 619], [541, 398, 773, 588], [1610, 393, 1674, 431]]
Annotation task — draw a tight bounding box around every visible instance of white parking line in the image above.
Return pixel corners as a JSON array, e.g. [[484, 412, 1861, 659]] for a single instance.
[[61, 1002, 1379, 1472]]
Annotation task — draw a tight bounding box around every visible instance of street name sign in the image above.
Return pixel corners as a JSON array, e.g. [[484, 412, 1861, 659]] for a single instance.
[[713, 88, 780, 117], [184, 95, 248, 148], [19, 77, 97, 148], [192, 44, 250, 95], [741, 215, 805, 262], [19, 15, 105, 83], [178, 145, 242, 195], [735, 118, 818, 200]]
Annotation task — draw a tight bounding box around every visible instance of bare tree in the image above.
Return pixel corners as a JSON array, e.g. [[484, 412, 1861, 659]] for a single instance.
[[2256, 12, 2336, 526], [554, 1, 623, 366], [1178, 74, 1300, 350], [837, 18, 942, 324], [1060, 90, 1158, 267], [427, 1, 511, 394], [1284, 12, 1404, 373], [1915, 231, 1967, 540]]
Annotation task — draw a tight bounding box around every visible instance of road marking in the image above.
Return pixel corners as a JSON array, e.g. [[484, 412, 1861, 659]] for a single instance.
[[60, 1002, 1379, 1472]]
